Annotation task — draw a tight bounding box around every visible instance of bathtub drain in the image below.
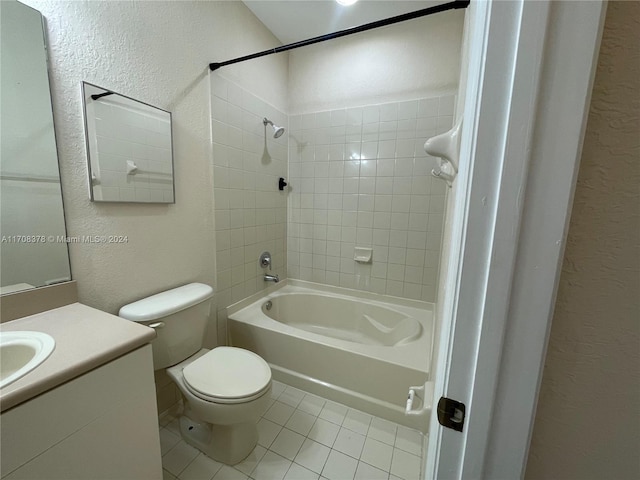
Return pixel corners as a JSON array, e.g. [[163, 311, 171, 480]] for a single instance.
[[264, 300, 272, 311]]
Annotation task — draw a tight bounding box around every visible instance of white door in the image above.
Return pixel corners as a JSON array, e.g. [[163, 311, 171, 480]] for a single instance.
[[426, 1, 607, 478]]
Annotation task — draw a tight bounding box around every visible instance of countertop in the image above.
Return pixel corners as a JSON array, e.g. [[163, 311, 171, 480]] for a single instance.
[[0, 302, 156, 412]]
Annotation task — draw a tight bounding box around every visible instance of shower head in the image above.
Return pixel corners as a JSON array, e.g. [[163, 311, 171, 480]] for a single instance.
[[263, 118, 285, 138]]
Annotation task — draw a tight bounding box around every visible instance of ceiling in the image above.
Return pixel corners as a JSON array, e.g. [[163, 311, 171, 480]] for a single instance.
[[243, 1, 445, 45]]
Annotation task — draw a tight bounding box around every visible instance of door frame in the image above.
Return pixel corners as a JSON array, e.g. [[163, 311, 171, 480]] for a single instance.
[[426, 1, 607, 478]]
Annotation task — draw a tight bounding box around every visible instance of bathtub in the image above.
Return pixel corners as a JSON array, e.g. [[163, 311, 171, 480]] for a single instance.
[[227, 280, 433, 429]]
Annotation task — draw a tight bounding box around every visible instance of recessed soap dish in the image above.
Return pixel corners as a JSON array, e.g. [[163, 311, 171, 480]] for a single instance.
[[354, 247, 373, 263]]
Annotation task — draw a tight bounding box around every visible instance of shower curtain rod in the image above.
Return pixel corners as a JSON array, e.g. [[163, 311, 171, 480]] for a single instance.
[[209, 0, 470, 71]]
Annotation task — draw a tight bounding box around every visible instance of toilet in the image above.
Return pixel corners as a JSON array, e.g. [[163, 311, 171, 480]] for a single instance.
[[119, 283, 272, 465]]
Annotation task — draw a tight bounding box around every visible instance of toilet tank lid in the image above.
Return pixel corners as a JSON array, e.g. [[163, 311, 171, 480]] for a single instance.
[[118, 283, 214, 322]]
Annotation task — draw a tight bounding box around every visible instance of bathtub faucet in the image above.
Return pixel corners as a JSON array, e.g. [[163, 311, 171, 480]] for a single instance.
[[264, 273, 279, 283]]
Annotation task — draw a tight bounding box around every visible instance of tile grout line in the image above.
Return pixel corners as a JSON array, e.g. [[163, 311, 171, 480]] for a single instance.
[[164, 381, 424, 480]]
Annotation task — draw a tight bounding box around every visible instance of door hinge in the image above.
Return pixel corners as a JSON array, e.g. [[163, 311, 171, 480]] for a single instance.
[[437, 397, 466, 432]]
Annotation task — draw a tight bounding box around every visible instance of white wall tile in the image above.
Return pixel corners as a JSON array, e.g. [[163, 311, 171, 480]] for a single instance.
[[286, 96, 448, 301], [213, 78, 288, 321]]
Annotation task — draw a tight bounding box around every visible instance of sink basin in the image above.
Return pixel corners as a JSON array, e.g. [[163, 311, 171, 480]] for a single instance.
[[0, 331, 55, 389]]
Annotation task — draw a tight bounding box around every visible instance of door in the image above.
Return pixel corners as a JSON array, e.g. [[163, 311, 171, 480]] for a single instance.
[[426, 1, 607, 478]]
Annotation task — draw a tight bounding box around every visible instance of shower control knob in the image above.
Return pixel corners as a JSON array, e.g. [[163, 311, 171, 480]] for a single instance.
[[279, 177, 288, 191], [259, 251, 272, 269]]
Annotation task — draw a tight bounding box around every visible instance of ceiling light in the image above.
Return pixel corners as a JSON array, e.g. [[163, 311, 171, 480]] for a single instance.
[[336, 0, 358, 6]]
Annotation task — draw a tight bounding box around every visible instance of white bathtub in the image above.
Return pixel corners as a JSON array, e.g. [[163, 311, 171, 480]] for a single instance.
[[227, 280, 433, 428]]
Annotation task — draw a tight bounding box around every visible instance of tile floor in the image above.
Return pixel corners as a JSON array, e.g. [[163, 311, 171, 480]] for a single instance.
[[160, 381, 425, 480]]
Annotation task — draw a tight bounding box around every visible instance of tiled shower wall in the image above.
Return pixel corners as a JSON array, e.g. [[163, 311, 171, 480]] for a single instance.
[[210, 81, 453, 320], [210, 74, 288, 336], [287, 95, 454, 302]]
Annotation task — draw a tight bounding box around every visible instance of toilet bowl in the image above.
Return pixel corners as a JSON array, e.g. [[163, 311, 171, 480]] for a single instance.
[[118, 283, 272, 465], [167, 347, 272, 464]]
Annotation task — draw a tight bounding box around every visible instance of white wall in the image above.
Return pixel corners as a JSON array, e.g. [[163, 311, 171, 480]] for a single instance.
[[288, 10, 464, 114], [23, 1, 288, 328], [526, 2, 640, 478], [286, 7, 464, 304], [287, 96, 453, 301]]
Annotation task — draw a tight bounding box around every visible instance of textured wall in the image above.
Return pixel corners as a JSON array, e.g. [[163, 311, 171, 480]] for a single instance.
[[526, 2, 640, 478], [23, 1, 288, 325], [288, 10, 464, 114]]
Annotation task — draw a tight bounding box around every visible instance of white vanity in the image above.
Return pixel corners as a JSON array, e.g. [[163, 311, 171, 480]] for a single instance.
[[0, 298, 162, 479]]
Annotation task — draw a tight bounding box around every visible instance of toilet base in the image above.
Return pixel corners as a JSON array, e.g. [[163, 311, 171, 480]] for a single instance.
[[179, 414, 258, 465]]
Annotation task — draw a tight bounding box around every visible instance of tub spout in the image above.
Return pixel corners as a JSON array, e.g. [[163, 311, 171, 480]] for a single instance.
[[264, 274, 279, 283]]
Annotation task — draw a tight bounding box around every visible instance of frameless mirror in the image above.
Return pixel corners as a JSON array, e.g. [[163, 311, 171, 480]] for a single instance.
[[81, 82, 175, 203], [0, 0, 71, 294]]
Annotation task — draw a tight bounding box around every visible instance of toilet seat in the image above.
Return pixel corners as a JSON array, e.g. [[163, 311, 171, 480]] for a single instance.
[[182, 347, 272, 405]]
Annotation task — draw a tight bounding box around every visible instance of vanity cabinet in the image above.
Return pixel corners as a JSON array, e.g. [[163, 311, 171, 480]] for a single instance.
[[1, 345, 162, 479]]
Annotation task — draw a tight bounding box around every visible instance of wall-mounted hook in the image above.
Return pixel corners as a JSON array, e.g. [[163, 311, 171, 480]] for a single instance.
[[279, 177, 288, 191]]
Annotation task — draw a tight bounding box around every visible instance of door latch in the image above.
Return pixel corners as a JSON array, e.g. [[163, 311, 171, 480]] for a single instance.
[[437, 397, 466, 432]]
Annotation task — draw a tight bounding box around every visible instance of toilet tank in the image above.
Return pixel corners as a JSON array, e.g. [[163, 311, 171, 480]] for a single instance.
[[119, 283, 214, 369]]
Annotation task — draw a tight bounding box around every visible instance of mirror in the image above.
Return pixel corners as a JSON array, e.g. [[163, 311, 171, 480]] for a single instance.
[[81, 82, 175, 203], [0, 0, 71, 294]]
